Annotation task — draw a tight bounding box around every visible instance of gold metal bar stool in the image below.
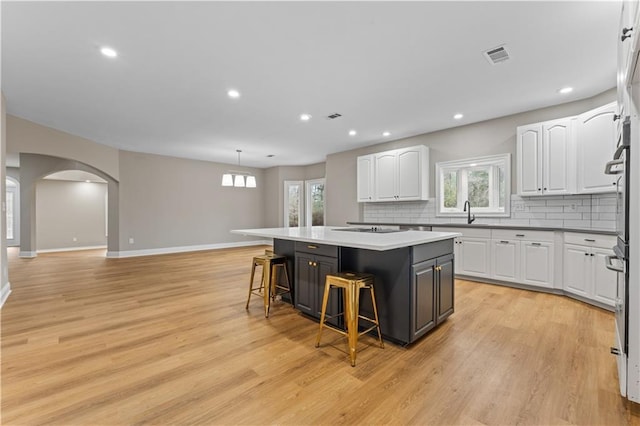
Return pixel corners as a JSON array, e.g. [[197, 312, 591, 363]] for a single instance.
[[246, 250, 291, 318], [315, 271, 384, 366]]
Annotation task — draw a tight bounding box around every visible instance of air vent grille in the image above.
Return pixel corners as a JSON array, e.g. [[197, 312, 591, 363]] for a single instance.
[[483, 45, 510, 65], [326, 113, 342, 120]]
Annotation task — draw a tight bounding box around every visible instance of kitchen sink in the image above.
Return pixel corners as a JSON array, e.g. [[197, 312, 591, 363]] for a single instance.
[[332, 227, 407, 234]]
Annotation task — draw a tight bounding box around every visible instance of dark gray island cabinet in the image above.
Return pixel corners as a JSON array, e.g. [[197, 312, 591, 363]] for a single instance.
[[272, 235, 455, 345]]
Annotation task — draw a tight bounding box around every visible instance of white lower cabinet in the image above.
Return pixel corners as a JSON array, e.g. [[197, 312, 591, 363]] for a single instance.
[[563, 233, 617, 307], [491, 230, 554, 288], [437, 227, 491, 278]]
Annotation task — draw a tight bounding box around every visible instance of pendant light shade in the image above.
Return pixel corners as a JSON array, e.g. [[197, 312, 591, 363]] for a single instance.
[[234, 174, 245, 187], [221, 173, 233, 186], [221, 149, 256, 188]]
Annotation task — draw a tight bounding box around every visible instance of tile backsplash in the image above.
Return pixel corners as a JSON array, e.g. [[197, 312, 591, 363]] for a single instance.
[[362, 193, 616, 231]]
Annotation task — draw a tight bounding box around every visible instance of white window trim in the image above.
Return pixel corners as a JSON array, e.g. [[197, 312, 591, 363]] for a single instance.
[[435, 153, 511, 218]]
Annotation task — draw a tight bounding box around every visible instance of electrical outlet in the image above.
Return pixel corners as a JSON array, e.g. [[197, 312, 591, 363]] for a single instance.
[[514, 203, 525, 212], [129, 237, 135, 244]]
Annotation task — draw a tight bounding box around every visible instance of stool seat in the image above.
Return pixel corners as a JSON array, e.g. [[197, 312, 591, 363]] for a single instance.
[[246, 251, 291, 318], [315, 271, 384, 366]]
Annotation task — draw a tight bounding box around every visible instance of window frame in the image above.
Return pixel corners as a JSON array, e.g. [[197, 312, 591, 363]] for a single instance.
[[305, 178, 325, 227], [283, 180, 304, 227], [435, 153, 511, 218]]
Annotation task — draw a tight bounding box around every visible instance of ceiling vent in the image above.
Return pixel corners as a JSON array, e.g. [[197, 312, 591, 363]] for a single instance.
[[326, 113, 342, 120], [483, 45, 510, 65]]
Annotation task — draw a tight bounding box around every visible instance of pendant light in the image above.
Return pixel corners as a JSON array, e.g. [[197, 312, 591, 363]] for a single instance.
[[221, 150, 256, 188]]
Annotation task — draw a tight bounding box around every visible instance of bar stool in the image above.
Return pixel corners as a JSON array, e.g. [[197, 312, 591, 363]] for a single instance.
[[245, 250, 291, 318], [315, 271, 384, 366]]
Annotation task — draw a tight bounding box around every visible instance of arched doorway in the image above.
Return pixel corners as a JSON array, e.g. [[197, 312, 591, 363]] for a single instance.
[[36, 170, 108, 254], [18, 153, 119, 258]]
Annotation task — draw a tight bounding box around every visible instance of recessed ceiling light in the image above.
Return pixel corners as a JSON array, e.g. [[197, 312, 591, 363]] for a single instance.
[[558, 87, 573, 94], [85, 180, 91, 183], [453, 113, 464, 120], [382, 131, 390, 137], [227, 89, 240, 99], [300, 113, 312, 121], [349, 130, 357, 136], [100, 46, 117, 58]]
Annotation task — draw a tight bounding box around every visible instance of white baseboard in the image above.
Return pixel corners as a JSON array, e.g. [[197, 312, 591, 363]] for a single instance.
[[38, 245, 107, 254], [19, 251, 37, 258], [0, 281, 11, 309], [106, 240, 272, 258]]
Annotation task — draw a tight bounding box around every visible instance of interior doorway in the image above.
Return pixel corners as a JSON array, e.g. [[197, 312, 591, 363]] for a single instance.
[[6, 177, 19, 247]]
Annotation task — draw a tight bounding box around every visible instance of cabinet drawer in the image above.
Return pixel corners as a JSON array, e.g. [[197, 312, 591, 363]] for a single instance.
[[564, 232, 616, 248], [433, 227, 491, 239], [491, 229, 553, 242], [294, 242, 338, 258]]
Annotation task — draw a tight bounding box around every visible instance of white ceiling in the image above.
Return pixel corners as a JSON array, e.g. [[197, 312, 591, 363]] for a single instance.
[[1, 1, 620, 168]]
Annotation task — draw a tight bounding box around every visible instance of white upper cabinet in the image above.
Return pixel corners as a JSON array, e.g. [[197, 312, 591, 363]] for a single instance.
[[517, 118, 575, 196], [356, 155, 374, 202], [576, 102, 619, 194], [357, 145, 429, 202]]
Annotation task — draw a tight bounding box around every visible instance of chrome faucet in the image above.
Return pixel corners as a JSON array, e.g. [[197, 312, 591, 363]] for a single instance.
[[463, 200, 475, 224]]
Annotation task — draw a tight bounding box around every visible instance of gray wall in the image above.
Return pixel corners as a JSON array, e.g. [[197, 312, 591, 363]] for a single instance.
[[1, 94, 9, 304], [118, 150, 267, 250], [325, 89, 616, 226], [36, 179, 107, 250]]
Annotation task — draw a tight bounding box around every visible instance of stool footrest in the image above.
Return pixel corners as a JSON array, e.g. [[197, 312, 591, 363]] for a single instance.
[[318, 323, 348, 337]]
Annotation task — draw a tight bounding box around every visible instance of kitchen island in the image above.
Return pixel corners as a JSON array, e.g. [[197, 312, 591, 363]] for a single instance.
[[232, 226, 460, 345]]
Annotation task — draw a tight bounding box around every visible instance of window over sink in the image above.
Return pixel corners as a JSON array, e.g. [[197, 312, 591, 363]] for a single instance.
[[435, 153, 511, 218]]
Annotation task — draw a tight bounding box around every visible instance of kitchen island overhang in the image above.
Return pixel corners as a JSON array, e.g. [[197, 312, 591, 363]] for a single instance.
[[231, 226, 461, 345]]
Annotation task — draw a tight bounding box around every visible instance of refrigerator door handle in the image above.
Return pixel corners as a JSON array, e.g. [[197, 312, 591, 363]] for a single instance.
[[605, 254, 625, 273], [605, 158, 624, 175]]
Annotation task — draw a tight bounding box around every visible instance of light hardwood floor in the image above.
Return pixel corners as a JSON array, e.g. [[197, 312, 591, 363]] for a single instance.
[[1, 246, 638, 425]]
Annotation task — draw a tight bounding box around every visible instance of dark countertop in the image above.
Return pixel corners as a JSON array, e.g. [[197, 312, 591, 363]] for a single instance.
[[346, 221, 617, 236]]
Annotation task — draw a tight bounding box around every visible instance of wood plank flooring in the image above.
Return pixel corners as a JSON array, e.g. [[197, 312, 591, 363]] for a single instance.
[[1, 246, 638, 425]]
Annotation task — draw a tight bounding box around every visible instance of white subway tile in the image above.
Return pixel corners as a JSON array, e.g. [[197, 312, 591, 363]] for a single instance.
[[547, 212, 582, 220]]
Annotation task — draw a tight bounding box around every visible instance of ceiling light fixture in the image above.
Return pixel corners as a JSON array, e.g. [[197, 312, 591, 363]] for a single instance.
[[559, 87, 573, 94], [221, 150, 256, 188], [454, 113, 464, 120], [349, 130, 357, 136], [100, 46, 117, 58], [227, 89, 240, 99], [300, 113, 312, 121], [382, 131, 390, 137]]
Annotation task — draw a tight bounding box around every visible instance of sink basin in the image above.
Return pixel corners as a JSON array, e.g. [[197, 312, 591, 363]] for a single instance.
[[332, 227, 406, 234]]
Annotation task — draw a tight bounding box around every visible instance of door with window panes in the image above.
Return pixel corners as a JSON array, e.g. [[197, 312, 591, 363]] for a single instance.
[[284, 179, 325, 227]]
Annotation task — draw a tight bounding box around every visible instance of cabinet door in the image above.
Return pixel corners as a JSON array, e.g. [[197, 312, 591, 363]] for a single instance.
[[543, 119, 575, 195], [374, 152, 397, 201], [295, 254, 315, 316], [436, 254, 455, 323], [357, 155, 375, 202], [592, 247, 617, 307], [563, 244, 591, 297], [491, 239, 520, 282], [397, 148, 421, 200], [411, 259, 436, 340], [520, 241, 554, 288], [315, 255, 340, 325], [576, 103, 618, 194], [517, 124, 543, 196], [459, 237, 491, 278]]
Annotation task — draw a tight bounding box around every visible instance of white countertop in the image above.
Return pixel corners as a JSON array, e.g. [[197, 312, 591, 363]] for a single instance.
[[231, 226, 461, 251]]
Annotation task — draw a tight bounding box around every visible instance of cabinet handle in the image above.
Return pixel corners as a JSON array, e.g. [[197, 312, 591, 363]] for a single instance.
[[307, 245, 318, 249], [622, 27, 633, 42], [516, 234, 525, 237], [308, 261, 313, 266], [543, 187, 547, 191], [584, 239, 596, 242], [532, 242, 541, 246], [538, 188, 542, 191], [500, 240, 510, 244], [590, 254, 594, 257], [313, 262, 317, 267], [613, 114, 621, 122], [585, 253, 590, 256]]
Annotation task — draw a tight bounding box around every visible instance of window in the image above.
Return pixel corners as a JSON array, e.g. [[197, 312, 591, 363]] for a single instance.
[[436, 154, 510, 217], [284, 181, 303, 227], [283, 178, 326, 227], [305, 179, 325, 226]]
